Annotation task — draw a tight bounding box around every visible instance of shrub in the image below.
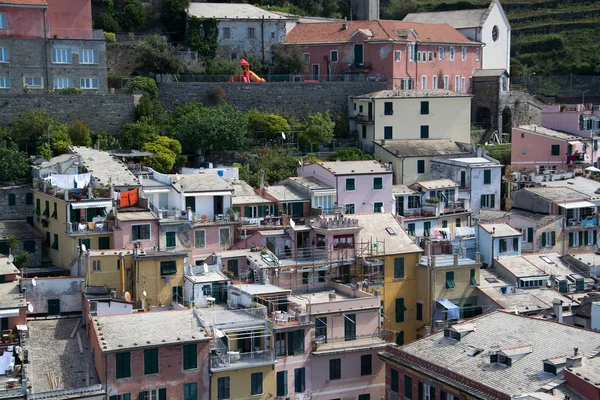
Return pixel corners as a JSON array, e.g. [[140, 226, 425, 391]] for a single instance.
[[68, 121, 92, 146], [58, 87, 83, 95], [206, 85, 227, 105], [95, 13, 120, 33], [204, 59, 242, 76], [117, 0, 147, 30], [127, 77, 158, 98], [103, 32, 117, 42]]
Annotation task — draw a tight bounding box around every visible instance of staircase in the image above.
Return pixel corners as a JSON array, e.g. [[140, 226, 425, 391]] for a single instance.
[[252, 269, 260, 284]]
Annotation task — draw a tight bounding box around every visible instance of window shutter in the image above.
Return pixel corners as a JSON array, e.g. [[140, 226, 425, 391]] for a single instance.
[[584, 230, 589, 245], [527, 228, 534, 243], [594, 230, 597, 245], [277, 371, 287, 396], [418, 381, 424, 400], [579, 231, 583, 246], [244, 206, 251, 217], [513, 238, 519, 252], [541, 233, 546, 247], [123, 395, 131, 400], [569, 232, 574, 247], [551, 231, 556, 245], [430, 385, 436, 400], [158, 388, 166, 400], [480, 194, 485, 207], [491, 195, 495, 208]]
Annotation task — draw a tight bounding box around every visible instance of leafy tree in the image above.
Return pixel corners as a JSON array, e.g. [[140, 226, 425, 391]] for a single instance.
[[36, 143, 52, 160], [185, 17, 218, 66], [0, 142, 31, 182], [246, 109, 290, 143], [11, 109, 54, 152], [142, 136, 183, 173], [92, 132, 115, 151], [329, 147, 373, 161], [160, 0, 190, 39], [204, 59, 242, 76], [68, 120, 92, 146], [117, 0, 147, 30], [136, 95, 168, 128], [173, 103, 248, 154], [95, 13, 120, 33], [272, 46, 308, 75], [119, 118, 158, 150], [136, 35, 184, 79], [49, 124, 72, 156], [300, 111, 335, 146], [12, 251, 30, 269], [128, 77, 158, 98], [247, 56, 268, 75], [235, 149, 300, 188]]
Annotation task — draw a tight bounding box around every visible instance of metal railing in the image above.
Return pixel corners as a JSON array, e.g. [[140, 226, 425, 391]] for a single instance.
[[67, 221, 112, 234], [240, 216, 284, 227], [210, 348, 275, 370], [313, 332, 384, 351], [275, 246, 329, 264]]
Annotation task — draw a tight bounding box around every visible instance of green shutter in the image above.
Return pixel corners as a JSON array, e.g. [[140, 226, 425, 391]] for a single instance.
[[391, 368, 399, 392], [579, 231, 583, 246], [569, 232, 574, 247], [584, 230, 589, 245], [144, 348, 158, 374], [395, 298, 405, 322], [394, 257, 405, 279], [115, 352, 130, 379], [527, 228, 534, 242], [244, 206, 251, 217], [541, 233, 546, 247], [277, 370, 287, 396], [446, 271, 455, 288], [123, 395, 131, 400], [98, 236, 110, 250], [484, 170, 491, 184], [166, 231, 176, 248], [481, 194, 485, 207], [35, 198, 40, 215], [418, 381, 424, 400], [594, 230, 598, 245], [513, 237, 519, 252], [490, 195, 495, 208], [183, 344, 197, 369], [405, 375, 413, 399], [158, 388, 166, 400], [551, 231, 556, 245], [8, 193, 15, 206]]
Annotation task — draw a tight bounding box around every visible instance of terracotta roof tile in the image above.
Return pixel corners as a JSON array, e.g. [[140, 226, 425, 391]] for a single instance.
[[0, 0, 47, 5], [286, 20, 475, 45]]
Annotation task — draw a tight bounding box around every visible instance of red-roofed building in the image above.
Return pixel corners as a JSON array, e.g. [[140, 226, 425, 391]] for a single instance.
[[284, 20, 482, 91], [0, 0, 107, 93]]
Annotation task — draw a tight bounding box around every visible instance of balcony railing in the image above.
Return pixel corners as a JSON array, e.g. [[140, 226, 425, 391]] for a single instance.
[[240, 216, 284, 227], [210, 349, 275, 370], [67, 221, 113, 235], [566, 216, 598, 229], [275, 246, 330, 265], [312, 332, 386, 352]]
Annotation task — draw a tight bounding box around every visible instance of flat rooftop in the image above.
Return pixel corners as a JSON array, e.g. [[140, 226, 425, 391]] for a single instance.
[[521, 253, 575, 277], [541, 176, 600, 201], [315, 160, 391, 175], [71, 146, 139, 187], [376, 139, 471, 158], [197, 304, 265, 328], [435, 156, 501, 167], [479, 223, 521, 237], [0, 256, 19, 276], [381, 311, 600, 397], [174, 173, 233, 193], [264, 183, 309, 202], [231, 180, 272, 205], [116, 211, 156, 221], [392, 185, 415, 195], [289, 290, 352, 310], [232, 283, 291, 296], [352, 213, 422, 255], [0, 281, 26, 310], [524, 186, 587, 202], [27, 318, 102, 395], [496, 256, 549, 278], [354, 89, 470, 99], [92, 310, 209, 352], [419, 254, 479, 268], [185, 271, 229, 284]]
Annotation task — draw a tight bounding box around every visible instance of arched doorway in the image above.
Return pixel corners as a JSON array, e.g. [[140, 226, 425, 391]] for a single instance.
[[502, 106, 512, 134], [476, 107, 492, 131]]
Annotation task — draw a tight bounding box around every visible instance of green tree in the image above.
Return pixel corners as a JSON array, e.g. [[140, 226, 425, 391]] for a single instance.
[[160, 0, 190, 39], [11, 109, 55, 152], [205, 59, 242, 76], [0, 142, 31, 182], [117, 0, 147, 30], [128, 76, 158, 98], [235, 149, 300, 188], [136, 35, 184, 79], [272, 46, 308, 74], [36, 143, 52, 160], [12, 251, 30, 269], [185, 17, 218, 65], [329, 147, 373, 161], [68, 120, 92, 146], [142, 136, 182, 173], [120, 118, 158, 150], [300, 111, 335, 146], [381, 0, 416, 19], [246, 109, 290, 144], [136, 95, 168, 128], [94, 13, 119, 33], [173, 103, 248, 154], [49, 124, 73, 156]]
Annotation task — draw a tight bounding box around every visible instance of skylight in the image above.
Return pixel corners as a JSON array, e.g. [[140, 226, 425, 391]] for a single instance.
[[386, 227, 396, 235]]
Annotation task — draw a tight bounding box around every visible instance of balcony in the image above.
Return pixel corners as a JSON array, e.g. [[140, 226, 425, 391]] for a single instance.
[[353, 114, 373, 123], [566, 216, 598, 229], [276, 246, 330, 267], [567, 152, 588, 165], [210, 348, 276, 371], [403, 201, 467, 220], [312, 332, 387, 353], [240, 216, 285, 227], [66, 221, 113, 235]]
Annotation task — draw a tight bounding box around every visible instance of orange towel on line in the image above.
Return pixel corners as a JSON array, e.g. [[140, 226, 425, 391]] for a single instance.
[[129, 188, 138, 206], [120, 191, 130, 208]]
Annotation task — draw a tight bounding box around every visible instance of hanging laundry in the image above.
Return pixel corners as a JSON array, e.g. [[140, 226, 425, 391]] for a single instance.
[[46, 174, 74, 189], [128, 188, 138, 206], [74, 173, 92, 188], [120, 191, 130, 208]]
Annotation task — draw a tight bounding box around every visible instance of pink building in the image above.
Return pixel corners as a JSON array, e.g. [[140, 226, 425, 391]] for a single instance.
[[285, 20, 482, 91], [511, 125, 592, 173], [0, 256, 27, 332], [542, 104, 600, 167], [113, 211, 160, 250], [90, 310, 211, 400], [46, 0, 93, 39], [297, 160, 394, 214]]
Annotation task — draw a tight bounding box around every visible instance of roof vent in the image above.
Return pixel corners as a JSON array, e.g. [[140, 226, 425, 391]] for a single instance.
[[342, 22, 348, 30]]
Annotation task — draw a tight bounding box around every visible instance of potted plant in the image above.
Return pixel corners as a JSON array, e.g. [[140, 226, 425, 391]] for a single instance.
[[425, 197, 441, 204], [8, 333, 17, 344]]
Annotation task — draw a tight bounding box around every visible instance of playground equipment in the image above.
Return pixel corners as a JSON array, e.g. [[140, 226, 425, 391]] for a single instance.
[[229, 58, 266, 83]]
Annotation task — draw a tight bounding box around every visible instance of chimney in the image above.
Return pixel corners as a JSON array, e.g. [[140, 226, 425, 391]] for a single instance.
[[553, 298, 563, 323], [260, 170, 265, 190], [476, 252, 481, 263], [453, 253, 459, 266], [342, 17, 348, 30], [566, 352, 583, 368], [431, 255, 436, 268]]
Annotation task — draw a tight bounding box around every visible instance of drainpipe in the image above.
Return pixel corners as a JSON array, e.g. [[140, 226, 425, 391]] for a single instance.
[[261, 16, 265, 63], [119, 253, 125, 296], [401, 156, 405, 185]]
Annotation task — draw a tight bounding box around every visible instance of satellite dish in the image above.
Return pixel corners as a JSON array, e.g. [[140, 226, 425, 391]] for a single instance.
[[27, 303, 33, 313], [281, 132, 286, 140], [8, 254, 14, 262], [31, 278, 37, 287], [81, 244, 87, 252], [142, 290, 147, 297], [124, 291, 132, 302]]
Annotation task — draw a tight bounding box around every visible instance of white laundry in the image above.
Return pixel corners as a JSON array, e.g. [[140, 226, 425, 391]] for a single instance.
[[74, 173, 92, 188], [46, 174, 74, 189]]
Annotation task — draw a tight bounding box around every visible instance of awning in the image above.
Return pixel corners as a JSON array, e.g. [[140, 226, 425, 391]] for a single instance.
[[313, 190, 337, 197], [183, 191, 232, 197], [558, 201, 596, 209], [435, 299, 460, 320], [585, 166, 600, 172], [457, 192, 470, 199], [143, 188, 171, 194], [455, 227, 475, 236], [520, 276, 546, 282], [71, 200, 113, 209], [568, 141, 582, 145], [0, 309, 21, 318]]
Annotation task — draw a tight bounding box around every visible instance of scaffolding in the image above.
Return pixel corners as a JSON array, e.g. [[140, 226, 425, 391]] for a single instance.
[[354, 237, 386, 288]]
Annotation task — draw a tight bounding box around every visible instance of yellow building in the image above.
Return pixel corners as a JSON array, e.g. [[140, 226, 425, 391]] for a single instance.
[[416, 237, 482, 336], [84, 250, 186, 306], [210, 366, 275, 400], [352, 213, 423, 345]]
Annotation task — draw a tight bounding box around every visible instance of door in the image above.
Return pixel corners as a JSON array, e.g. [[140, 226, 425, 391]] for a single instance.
[[214, 196, 223, 215], [211, 282, 221, 304], [354, 43, 364, 66], [312, 64, 320, 81], [172, 286, 183, 302], [397, 196, 404, 216], [79, 238, 91, 250], [227, 259, 238, 278], [460, 171, 466, 188], [158, 193, 169, 209], [185, 197, 196, 213], [292, 202, 303, 218], [48, 299, 60, 316], [367, 102, 373, 121]]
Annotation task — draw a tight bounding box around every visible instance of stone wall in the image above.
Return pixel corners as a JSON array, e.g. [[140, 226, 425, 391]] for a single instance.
[[158, 81, 389, 116], [106, 42, 138, 77], [0, 184, 34, 220], [0, 93, 136, 135]]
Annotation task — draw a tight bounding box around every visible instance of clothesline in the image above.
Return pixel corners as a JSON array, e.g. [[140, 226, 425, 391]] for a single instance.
[[44, 173, 91, 190]]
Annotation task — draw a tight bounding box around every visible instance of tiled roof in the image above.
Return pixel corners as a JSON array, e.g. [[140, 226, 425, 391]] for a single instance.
[[524, 186, 587, 201], [0, 220, 43, 240], [353, 213, 422, 255], [286, 20, 475, 44], [174, 173, 233, 193], [411, 178, 458, 190], [515, 125, 582, 141], [380, 311, 600, 398], [0, 0, 47, 5], [354, 89, 470, 99], [316, 160, 391, 175]]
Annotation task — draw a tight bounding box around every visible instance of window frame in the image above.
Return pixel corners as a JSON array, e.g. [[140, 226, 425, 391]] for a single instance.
[[449, 46, 455, 61], [80, 77, 99, 90], [0, 47, 8, 63], [53, 77, 73, 89], [183, 382, 197, 400], [330, 49, 338, 62], [345, 178, 356, 191], [420, 125, 429, 139], [446, 271, 456, 289], [394, 49, 401, 62], [384, 126, 393, 140], [222, 27, 231, 39], [160, 260, 177, 276], [421, 75, 427, 90], [80, 49, 98, 64], [394, 257, 405, 279], [329, 358, 341, 380], [52, 48, 72, 64], [183, 343, 197, 370], [250, 372, 263, 395], [0, 76, 9, 89], [360, 354, 372, 376], [476, 48, 480, 61], [294, 367, 306, 393], [345, 203, 355, 214], [219, 227, 230, 247], [131, 223, 151, 241], [373, 177, 384, 190], [461, 46, 467, 61], [194, 229, 206, 249], [247, 27, 256, 38], [417, 160, 425, 174], [373, 202, 383, 213], [165, 231, 176, 248], [384, 101, 394, 115], [277, 370, 288, 396], [551, 144, 561, 156], [483, 169, 491, 184], [24, 77, 43, 88], [144, 348, 159, 375], [432, 75, 438, 89], [0, 13, 6, 29]]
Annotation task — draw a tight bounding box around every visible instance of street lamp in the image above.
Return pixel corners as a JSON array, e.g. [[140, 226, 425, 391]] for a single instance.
[[526, 72, 536, 93], [583, 89, 591, 106]]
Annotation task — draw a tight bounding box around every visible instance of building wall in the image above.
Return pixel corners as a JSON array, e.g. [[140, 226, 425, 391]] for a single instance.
[[373, 146, 438, 185], [0, 185, 34, 221], [542, 108, 587, 137], [384, 362, 468, 400], [46, 0, 93, 39], [21, 276, 83, 314], [137, 257, 185, 306], [0, 237, 42, 267], [87, 253, 133, 299], [274, 326, 311, 399], [0, 6, 45, 38], [95, 341, 211, 400], [564, 369, 600, 400], [114, 218, 159, 250], [0, 37, 107, 94], [191, 224, 234, 262], [310, 348, 385, 400], [591, 302, 600, 331], [480, 3, 511, 73], [215, 19, 290, 63], [210, 366, 275, 400]]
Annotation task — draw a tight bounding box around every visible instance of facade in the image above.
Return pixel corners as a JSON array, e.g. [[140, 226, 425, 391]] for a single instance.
[[511, 125, 593, 173], [373, 139, 472, 185], [285, 20, 482, 88], [89, 310, 211, 400], [0, 0, 107, 94], [404, 0, 511, 73], [0, 184, 33, 221], [186, 3, 296, 63], [297, 160, 393, 214], [0, 220, 43, 267], [350, 89, 472, 153], [379, 311, 600, 400], [477, 223, 522, 267], [430, 156, 502, 215]]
